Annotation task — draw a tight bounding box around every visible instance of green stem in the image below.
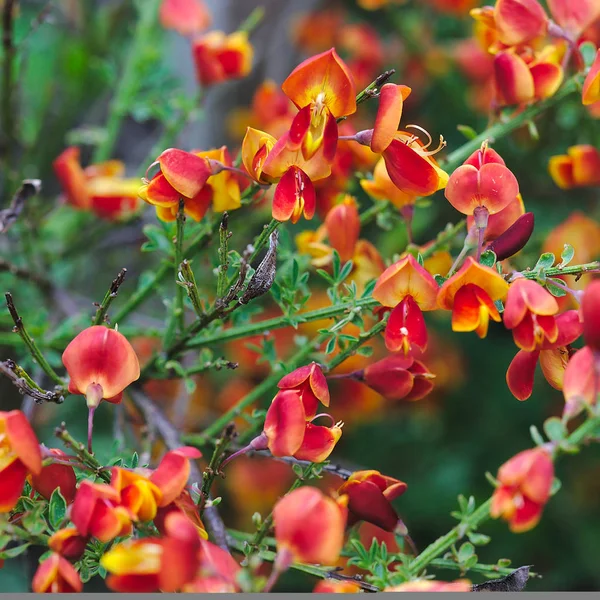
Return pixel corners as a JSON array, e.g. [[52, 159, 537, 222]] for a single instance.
[[326, 319, 387, 372], [517, 260, 600, 281], [5, 293, 65, 386], [430, 558, 523, 579], [92, 0, 161, 163], [217, 213, 230, 298], [443, 76, 581, 172], [92, 268, 127, 326], [54, 425, 111, 483], [174, 200, 186, 333]]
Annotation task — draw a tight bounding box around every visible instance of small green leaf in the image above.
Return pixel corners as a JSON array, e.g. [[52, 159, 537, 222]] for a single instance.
[[527, 120, 539, 141], [0, 543, 31, 559], [434, 274, 447, 286], [534, 252, 555, 272], [543, 417, 566, 442], [457, 124, 477, 140], [494, 299, 505, 313], [530, 425, 545, 446], [497, 558, 512, 568], [338, 260, 354, 283], [546, 278, 567, 298], [48, 489, 67, 530], [38, 549, 53, 563], [550, 477, 562, 496], [559, 244, 575, 268], [356, 345, 374, 357], [417, 253, 424, 267], [131, 452, 139, 469], [467, 532, 491, 546], [580, 41, 597, 68], [480, 250, 496, 268], [458, 542, 475, 563]]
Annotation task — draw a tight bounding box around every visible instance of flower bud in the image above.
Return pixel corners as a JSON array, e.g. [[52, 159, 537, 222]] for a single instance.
[[486, 212, 534, 260]]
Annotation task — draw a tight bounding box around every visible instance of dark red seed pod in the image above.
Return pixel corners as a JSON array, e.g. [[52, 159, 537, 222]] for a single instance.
[[486, 212, 534, 261]]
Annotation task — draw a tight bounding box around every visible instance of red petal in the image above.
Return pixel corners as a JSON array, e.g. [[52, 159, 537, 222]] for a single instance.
[[263, 390, 306, 457], [383, 139, 441, 196], [344, 479, 399, 532], [0, 457, 28, 512], [5, 410, 42, 475], [506, 350, 540, 401], [157, 148, 211, 199]]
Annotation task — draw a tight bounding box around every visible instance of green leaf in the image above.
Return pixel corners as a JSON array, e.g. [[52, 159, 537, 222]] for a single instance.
[[526, 119, 539, 141], [338, 260, 354, 283], [434, 274, 447, 286], [416, 252, 424, 267], [497, 558, 512, 567], [580, 41, 597, 68], [291, 258, 300, 286], [331, 250, 341, 280], [458, 542, 475, 563], [467, 532, 491, 546], [0, 544, 31, 559], [550, 477, 562, 496], [546, 278, 567, 298], [559, 244, 575, 268], [131, 452, 139, 469], [543, 417, 566, 442], [480, 250, 496, 268], [39, 549, 53, 563], [48, 489, 67, 530], [356, 345, 374, 357], [23, 505, 47, 536], [325, 336, 337, 354], [457, 124, 477, 140], [534, 252, 555, 272], [316, 269, 335, 285], [530, 425, 545, 446]]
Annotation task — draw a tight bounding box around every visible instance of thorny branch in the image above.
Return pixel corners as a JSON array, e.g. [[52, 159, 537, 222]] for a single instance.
[[0, 359, 64, 404], [92, 267, 127, 325], [0, 179, 41, 233]]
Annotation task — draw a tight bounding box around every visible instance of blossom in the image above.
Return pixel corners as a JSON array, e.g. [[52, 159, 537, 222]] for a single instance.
[[32, 553, 82, 593], [437, 257, 509, 338], [62, 325, 140, 452], [0, 410, 42, 512], [359, 354, 435, 401], [445, 142, 519, 218], [338, 470, 407, 531], [282, 49, 356, 161], [485, 212, 535, 261], [31, 448, 77, 504], [111, 467, 162, 522], [372, 254, 439, 353], [506, 310, 582, 400], [548, 145, 600, 189], [361, 158, 419, 210], [583, 49, 600, 106], [488, 0, 548, 47], [241, 127, 277, 184], [48, 528, 89, 561], [273, 487, 347, 565], [192, 31, 253, 86], [324, 196, 361, 262], [139, 148, 214, 222], [150, 446, 202, 506], [277, 362, 330, 419], [582, 279, 600, 351], [70, 481, 132, 542], [159, 0, 211, 36], [493, 46, 563, 107], [53, 147, 141, 221], [562, 346, 599, 418], [503, 278, 559, 351], [490, 447, 554, 532]]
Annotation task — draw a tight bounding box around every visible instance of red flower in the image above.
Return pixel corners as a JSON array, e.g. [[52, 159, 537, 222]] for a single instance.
[[0, 410, 42, 513], [277, 362, 330, 419], [48, 528, 89, 561], [338, 470, 407, 531], [159, 0, 211, 36], [31, 448, 77, 505], [32, 553, 82, 593], [491, 447, 554, 532]]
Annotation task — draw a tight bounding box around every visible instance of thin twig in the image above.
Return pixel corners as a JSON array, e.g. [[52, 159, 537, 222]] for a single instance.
[[92, 268, 127, 325], [5, 292, 66, 386], [0, 179, 41, 233], [0, 359, 64, 404]]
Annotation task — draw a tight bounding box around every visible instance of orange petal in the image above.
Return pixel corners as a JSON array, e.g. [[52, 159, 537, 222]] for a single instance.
[[53, 147, 91, 208], [547, 0, 600, 36], [32, 553, 83, 593], [504, 278, 559, 329], [371, 84, 411, 153], [263, 390, 306, 457], [141, 173, 182, 207], [363, 354, 417, 401], [31, 449, 77, 504], [157, 148, 211, 199], [282, 49, 356, 118], [568, 145, 600, 187], [548, 154, 575, 189], [325, 196, 360, 262], [159, 0, 211, 36], [343, 479, 399, 531], [494, 0, 548, 46], [506, 349, 540, 400], [582, 279, 600, 351], [272, 166, 316, 223], [150, 447, 201, 507], [384, 296, 429, 354], [5, 409, 42, 475], [583, 49, 600, 106], [563, 346, 599, 415], [0, 457, 28, 512], [530, 61, 563, 100], [62, 326, 140, 399], [372, 254, 439, 310], [293, 422, 342, 463], [493, 50, 535, 106], [539, 346, 569, 390], [278, 362, 330, 411]]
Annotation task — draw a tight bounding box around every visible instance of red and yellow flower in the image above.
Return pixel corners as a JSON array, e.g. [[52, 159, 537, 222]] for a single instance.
[[491, 447, 554, 532], [0, 410, 42, 513], [159, 0, 211, 36], [32, 553, 82, 593], [338, 470, 407, 531], [111, 467, 163, 522], [273, 487, 347, 566], [372, 254, 439, 354], [548, 145, 600, 189], [192, 30, 253, 87], [437, 257, 509, 338], [54, 147, 141, 221], [48, 528, 89, 561]]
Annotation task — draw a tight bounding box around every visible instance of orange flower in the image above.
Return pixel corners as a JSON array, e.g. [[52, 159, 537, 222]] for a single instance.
[[53, 147, 141, 221], [503, 279, 559, 351], [385, 579, 472, 591], [324, 196, 361, 262], [338, 470, 407, 531], [493, 46, 564, 107], [278, 362, 330, 419], [493, 0, 548, 46], [548, 145, 600, 189], [562, 346, 600, 418], [159, 0, 211, 36], [437, 257, 509, 338], [48, 528, 89, 561], [445, 142, 519, 217], [102, 512, 203, 592], [32, 553, 82, 593], [111, 467, 162, 522], [150, 446, 202, 507], [241, 127, 277, 184], [360, 354, 435, 401], [192, 31, 253, 86], [182, 538, 241, 592], [31, 448, 77, 504], [273, 487, 347, 565], [62, 325, 140, 453], [583, 49, 600, 106], [139, 148, 214, 222], [373, 254, 441, 353], [0, 410, 42, 512], [70, 481, 132, 542], [491, 447, 554, 532], [506, 310, 582, 400]]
